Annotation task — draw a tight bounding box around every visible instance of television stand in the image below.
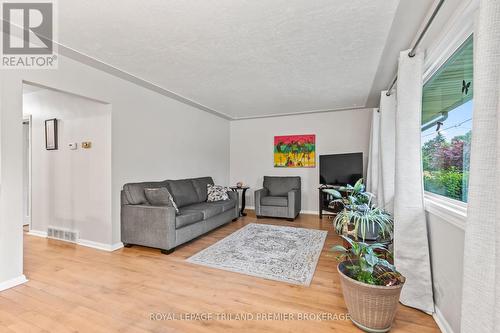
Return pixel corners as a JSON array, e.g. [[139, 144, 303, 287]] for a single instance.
[[318, 185, 344, 218]]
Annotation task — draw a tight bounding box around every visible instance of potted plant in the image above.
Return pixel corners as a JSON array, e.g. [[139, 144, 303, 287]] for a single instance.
[[333, 236, 405, 332], [323, 179, 393, 241], [334, 205, 393, 241], [323, 178, 374, 211]]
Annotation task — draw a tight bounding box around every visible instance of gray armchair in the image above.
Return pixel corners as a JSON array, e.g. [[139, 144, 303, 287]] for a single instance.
[[254, 176, 301, 220]]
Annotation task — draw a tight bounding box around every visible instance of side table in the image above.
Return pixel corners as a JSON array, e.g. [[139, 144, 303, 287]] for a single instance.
[[229, 186, 250, 217]]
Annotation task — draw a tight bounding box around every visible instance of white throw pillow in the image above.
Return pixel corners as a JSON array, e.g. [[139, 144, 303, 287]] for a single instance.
[[207, 184, 230, 202]]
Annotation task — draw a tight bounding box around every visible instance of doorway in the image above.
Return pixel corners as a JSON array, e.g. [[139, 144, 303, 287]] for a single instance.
[[22, 82, 112, 244]]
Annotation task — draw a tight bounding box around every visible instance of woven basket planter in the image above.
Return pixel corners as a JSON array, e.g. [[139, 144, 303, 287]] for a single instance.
[[338, 262, 405, 333]]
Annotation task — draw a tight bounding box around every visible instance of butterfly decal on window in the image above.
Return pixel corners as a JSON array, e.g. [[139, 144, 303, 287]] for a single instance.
[[436, 121, 443, 132], [462, 80, 471, 95]]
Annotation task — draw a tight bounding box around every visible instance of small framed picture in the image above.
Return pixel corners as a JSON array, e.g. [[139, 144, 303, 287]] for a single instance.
[[45, 118, 58, 150]]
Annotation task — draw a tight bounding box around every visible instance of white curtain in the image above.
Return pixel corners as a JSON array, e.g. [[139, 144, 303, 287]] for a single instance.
[[378, 92, 397, 214], [461, 1, 500, 332], [367, 93, 396, 214], [393, 50, 434, 314], [366, 109, 380, 200], [367, 50, 434, 313]]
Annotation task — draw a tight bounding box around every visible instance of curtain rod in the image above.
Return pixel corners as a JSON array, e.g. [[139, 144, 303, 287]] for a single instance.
[[386, 0, 445, 96]]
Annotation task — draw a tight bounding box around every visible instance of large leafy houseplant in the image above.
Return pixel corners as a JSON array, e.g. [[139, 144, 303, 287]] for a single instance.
[[323, 178, 373, 209], [333, 236, 405, 332], [332, 236, 402, 286], [323, 179, 393, 241], [334, 205, 393, 241]]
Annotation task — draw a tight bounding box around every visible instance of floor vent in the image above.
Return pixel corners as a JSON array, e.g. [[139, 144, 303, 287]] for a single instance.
[[47, 227, 79, 243]]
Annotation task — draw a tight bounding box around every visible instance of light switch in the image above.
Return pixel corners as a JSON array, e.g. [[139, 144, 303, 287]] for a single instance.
[[68, 143, 78, 150]]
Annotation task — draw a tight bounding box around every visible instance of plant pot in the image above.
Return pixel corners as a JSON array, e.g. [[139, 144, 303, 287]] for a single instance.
[[357, 224, 380, 241], [337, 261, 405, 333]]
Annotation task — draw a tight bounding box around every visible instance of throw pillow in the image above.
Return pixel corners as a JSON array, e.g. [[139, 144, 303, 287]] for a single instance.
[[207, 184, 230, 202], [144, 187, 179, 213]]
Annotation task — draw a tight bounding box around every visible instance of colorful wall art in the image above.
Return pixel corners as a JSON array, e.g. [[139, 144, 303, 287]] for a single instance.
[[274, 134, 316, 168]]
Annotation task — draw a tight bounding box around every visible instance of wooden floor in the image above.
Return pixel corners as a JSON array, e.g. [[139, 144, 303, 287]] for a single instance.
[[0, 212, 440, 333]]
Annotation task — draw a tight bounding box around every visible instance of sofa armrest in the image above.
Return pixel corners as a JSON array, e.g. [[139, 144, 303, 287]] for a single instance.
[[254, 188, 268, 216], [288, 189, 301, 218], [228, 191, 239, 218], [121, 204, 177, 250]]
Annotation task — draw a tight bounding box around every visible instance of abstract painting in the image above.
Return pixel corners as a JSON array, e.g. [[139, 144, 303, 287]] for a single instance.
[[274, 134, 315, 168]]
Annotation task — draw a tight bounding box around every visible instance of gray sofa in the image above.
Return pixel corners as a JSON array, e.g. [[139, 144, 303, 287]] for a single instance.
[[121, 177, 238, 254], [254, 176, 301, 220]]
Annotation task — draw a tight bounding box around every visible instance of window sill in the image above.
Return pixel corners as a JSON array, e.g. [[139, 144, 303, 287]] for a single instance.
[[424, 193, 466, 230]]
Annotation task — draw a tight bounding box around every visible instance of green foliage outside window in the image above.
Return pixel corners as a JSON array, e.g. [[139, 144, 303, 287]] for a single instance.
[[422, 131, 470, 201]]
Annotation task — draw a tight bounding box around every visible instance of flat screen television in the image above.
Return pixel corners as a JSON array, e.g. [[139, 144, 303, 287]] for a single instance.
[[319, 153, 363, 186]]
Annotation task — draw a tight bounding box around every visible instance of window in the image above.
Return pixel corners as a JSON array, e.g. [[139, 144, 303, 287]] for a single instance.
[[421, 36, 473, 203]]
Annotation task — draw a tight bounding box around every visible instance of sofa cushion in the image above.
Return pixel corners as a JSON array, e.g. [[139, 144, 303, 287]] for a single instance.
[[123, 181, 168, 205], [182, 202, 224, 220], [261, 196, 288, 207], [166, 179, 199, 207], [263, 176, 301, 196], [176, 211, 204, 228], [191, 177, 214, 202], [208, 197, 237, 213], [144, 187, 179, 213]]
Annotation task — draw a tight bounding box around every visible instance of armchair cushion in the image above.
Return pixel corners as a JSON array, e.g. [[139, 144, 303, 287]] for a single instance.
[[261, 196, 288, 207], [263, 176, 301, 196]]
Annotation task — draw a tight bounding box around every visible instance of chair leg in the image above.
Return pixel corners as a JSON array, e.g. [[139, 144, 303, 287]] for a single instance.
[[287, 218, 295, 222], [161, 248, 175, 255]]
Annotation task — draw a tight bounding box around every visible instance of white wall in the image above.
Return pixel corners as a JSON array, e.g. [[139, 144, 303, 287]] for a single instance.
[[23, 88, 112, 245], [0, 73, 26, 289], [230, 109, 372, 213], [0, 52, 230, 288], [427, 212, 464, 333]]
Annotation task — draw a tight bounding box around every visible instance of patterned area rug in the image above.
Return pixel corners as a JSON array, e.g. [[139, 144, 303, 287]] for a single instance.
[[186, 223, 327, 286]]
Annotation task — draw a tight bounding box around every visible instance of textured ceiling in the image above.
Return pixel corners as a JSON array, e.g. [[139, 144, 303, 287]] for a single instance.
[[56, 0, 433, 119]]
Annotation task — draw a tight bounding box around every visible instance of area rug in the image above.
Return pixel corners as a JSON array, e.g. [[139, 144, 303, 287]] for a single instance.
[[186, 223, 327, 286]]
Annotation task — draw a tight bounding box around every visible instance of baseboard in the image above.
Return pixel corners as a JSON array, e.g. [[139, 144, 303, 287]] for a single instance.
[[245, 206, 319, 216], [0, 275, 28, 292], [301, 210, 320, 215], [26, 230, 123, 252], [27, 229, 48, 237], [77, 239, 124, 252], [110, 242, 125, 251], [433, 306, 455, 333]]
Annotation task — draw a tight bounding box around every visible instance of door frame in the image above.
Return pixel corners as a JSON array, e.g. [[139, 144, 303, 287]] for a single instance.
[[22, 115, 32, 229]]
